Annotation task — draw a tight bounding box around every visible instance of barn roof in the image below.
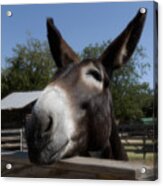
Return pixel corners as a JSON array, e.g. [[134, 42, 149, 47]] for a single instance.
[[1, 91, 42, 110]]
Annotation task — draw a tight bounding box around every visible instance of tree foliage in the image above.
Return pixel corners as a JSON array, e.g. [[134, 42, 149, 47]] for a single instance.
[[1, 38, 55, 98], [1, 38, 153, 121]]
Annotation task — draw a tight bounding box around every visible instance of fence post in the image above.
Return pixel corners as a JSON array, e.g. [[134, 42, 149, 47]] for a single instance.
[[20, 128, 23, 152], [143, 135, 146, 160]]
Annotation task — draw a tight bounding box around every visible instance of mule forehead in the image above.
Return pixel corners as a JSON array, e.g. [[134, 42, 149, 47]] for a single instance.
[[54, 58, 100, 74], [52, 59, 104, 82], [48, 59, 110, 104], [50, 59, 108, 97]]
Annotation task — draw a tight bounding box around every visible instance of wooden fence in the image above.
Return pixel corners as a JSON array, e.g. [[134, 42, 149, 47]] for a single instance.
[[1, 128, 27, 152], [1, 152, 156, 180], [121, 136, 155, 159], [1, 125, 156, 159], [118, 123, 157, 159], [1, 127, 157, 180]]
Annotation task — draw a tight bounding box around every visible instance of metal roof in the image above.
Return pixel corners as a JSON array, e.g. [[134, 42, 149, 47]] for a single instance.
[[1, 91, 42, 110]]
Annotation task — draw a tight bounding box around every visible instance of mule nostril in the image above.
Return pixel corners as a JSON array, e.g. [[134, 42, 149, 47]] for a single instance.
[[44, 116, 53, 132], [81, 102, 89, 110]]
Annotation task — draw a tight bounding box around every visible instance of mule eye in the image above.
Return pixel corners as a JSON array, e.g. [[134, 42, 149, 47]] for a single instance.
[[87, 70, 102, 82]]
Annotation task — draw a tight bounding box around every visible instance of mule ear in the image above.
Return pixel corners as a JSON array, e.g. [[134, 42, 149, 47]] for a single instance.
[[99, 9, 147, 76], [47, 18, 80, 68]]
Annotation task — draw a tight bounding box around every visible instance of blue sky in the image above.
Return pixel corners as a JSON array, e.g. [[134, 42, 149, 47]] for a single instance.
[[1, 1, 156, 87]]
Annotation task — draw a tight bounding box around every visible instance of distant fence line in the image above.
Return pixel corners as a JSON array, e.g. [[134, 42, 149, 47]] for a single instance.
[[1, 124, 157, 159], [1, 128, 27, 153], [118, 123, 157, 159]]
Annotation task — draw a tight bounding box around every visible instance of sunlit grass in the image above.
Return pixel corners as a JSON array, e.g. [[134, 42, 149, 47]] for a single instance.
[[127, 152, 157, 166]]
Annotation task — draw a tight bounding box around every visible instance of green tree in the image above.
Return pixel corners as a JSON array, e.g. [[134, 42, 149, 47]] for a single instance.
[[1, 38, 55, 98]]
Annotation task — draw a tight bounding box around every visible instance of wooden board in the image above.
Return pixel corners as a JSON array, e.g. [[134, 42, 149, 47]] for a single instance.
[[1, 152, 156, 180]]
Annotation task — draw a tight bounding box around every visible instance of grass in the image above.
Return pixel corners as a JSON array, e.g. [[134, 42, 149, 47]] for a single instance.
[[127, 152, 157, 166]]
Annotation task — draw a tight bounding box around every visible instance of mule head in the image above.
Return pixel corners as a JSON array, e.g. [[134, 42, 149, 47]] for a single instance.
[[25, 9, 146, 164]]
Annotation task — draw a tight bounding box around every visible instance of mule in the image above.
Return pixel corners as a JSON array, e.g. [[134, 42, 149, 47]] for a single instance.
[[25, 9, 147, 165]]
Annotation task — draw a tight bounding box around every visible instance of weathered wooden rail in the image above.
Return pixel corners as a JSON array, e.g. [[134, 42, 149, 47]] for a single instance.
[[119, 123, 157, 159], [121, 137, 155, 159], [1, 128, 27, 152], [1, 152, 156, 180]]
